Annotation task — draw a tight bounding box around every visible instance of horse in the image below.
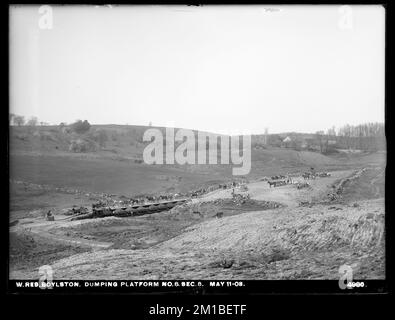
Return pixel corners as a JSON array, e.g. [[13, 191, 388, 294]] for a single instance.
[[303, 173, 312, 180], [317, 172, 331, 177], [268, 181, 277, 188], [215, 212, 224, 218], [268, 180, 286, 188]]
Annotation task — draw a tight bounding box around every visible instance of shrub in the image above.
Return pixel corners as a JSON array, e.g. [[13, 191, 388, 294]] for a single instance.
[[71, 120, 91, 134], [88, 129, 108, 147], [111, 131, 118, 141], [27, 117, 38, 126], [69, 139, 97, 153]]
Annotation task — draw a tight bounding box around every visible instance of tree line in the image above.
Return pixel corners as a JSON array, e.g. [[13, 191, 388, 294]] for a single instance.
[[316, 122, 385, 153], [9, 114, 50, 127]]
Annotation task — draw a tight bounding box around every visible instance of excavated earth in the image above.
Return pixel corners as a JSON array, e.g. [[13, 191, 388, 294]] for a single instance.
[[10, 199, 384, 280], [10, 167, 385, 280]]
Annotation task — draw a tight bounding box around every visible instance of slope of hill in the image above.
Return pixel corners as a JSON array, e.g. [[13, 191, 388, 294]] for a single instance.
[[10, 124, 385, 197]]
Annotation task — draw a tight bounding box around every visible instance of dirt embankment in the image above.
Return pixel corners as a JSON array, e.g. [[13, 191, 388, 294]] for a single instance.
[[334, 167, 385, 202], [10, 198, 385, 280], [9, 231, 90, 273]]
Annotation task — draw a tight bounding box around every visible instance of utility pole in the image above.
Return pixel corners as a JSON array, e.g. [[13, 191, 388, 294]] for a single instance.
[[264, 127, 269, 145]]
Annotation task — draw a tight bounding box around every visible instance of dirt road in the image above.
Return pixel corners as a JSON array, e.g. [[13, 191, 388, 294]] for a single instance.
[[197, 170, 352, 207]]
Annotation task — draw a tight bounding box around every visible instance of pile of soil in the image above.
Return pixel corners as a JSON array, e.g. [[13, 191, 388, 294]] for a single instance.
[[327, 168, 368, 202], [169, 198, 283, 220]]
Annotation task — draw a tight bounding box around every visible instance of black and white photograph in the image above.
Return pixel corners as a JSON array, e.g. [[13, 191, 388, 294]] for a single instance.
[[8, 4, 386, 294]]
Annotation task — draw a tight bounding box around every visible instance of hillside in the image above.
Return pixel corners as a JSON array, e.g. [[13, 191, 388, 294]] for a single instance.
[[10, 124, 384, 197]]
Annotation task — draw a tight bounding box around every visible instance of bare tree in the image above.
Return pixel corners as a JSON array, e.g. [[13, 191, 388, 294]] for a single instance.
[[27, 116, 38, 126], [264, 127, 269, 145], [327, 126, 336, 137], [335, 122, 385, 151], [315, 131, 325, 153]]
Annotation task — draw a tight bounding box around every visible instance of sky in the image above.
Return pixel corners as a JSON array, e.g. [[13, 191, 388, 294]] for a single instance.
[[9, 5, 385, 135]]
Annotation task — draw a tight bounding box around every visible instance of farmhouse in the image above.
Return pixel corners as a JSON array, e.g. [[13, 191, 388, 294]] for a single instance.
[[282, 136, 292, 148], [328, 140, 337, 145]]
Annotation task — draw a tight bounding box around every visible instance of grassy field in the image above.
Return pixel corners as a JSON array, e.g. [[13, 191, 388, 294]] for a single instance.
[[10, 154, 233, 195]]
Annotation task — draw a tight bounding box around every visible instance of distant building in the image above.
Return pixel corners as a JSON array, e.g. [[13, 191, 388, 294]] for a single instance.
[[328, 140, 337, 145], [282, 136, 292, 148]]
